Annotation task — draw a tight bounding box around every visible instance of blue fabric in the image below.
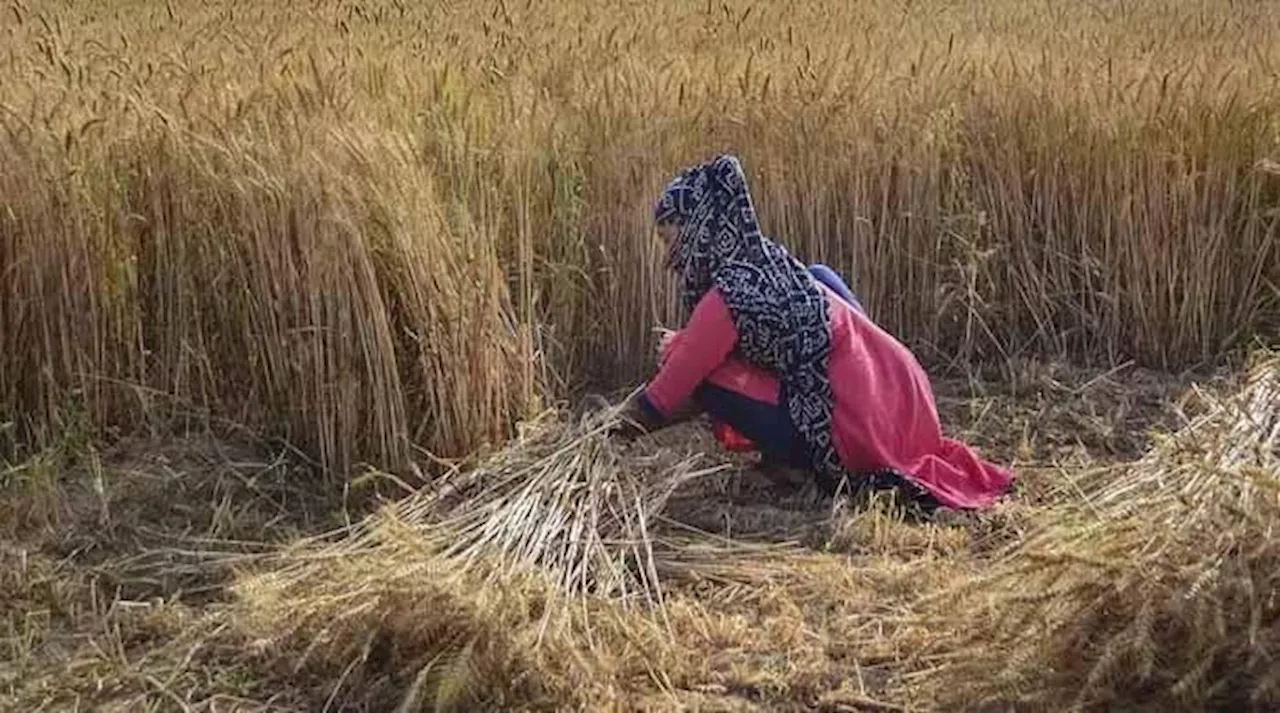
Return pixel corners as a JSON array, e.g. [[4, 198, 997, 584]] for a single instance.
[[635, 391, 667, 426], [806, 264, 864, 314], [637, 386, 808, 468], [691, 383, 941, 515], [654, 155, 846, 491], [693, 383, 811, 468]]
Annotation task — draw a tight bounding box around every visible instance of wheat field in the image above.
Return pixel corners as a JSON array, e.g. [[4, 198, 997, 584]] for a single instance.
[[2, 0, 1277, 471], [2, 0, 1279, 710]]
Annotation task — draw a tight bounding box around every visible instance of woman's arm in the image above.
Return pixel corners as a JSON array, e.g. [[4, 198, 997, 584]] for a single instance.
[[618, 289, 738, 436], [656, 327, 680, 364]]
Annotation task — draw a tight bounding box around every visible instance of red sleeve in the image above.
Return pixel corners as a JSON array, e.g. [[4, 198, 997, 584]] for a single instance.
[[658, 331, 682, 365], [642, 289, 738, 418]]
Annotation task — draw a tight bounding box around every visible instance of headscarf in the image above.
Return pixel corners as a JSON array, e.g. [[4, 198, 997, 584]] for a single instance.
[[653, 154, 846, 489]]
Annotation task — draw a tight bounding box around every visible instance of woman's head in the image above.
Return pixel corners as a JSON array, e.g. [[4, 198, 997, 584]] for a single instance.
[[653, 154, 771, 309], [654, 170, 698, 228], [653, 171, 694, 264]]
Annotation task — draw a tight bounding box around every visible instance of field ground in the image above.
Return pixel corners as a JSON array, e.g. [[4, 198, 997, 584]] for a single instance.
[[8, 357, 1265, 712]]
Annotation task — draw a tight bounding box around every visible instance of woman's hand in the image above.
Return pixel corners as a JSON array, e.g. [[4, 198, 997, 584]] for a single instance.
[[612, 392, 664, 440], [654, 327, 677, 362]]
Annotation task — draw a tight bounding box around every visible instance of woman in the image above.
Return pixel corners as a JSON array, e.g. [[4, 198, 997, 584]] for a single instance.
[[618, 154, 1014, 515]]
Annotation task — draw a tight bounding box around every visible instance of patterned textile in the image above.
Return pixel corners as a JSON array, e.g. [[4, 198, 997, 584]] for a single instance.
[[653, 154, 847, 491]]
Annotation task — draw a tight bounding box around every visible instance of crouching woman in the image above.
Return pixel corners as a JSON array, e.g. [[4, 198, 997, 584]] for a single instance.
[[616, 154, 1015, 516]]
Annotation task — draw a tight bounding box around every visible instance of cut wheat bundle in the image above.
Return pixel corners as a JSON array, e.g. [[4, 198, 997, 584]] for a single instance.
[[223, 405, 739, 710], [912, 351, 1280, 712], [312, 404, 728, 605]]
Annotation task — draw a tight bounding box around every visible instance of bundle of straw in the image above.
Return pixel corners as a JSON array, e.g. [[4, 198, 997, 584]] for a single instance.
[[915, 351, 1280, 711], [226, 405, 730, 711], [349, 405, 723, 603]]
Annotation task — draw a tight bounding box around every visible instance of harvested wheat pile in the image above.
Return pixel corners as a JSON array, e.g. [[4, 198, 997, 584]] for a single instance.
[[366, 406, 727, 601], [912, 352, 1280, 712], [228, 406, 733, 711]]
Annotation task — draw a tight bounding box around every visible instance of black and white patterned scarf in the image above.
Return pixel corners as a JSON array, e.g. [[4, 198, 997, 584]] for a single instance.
[[654, 154, 846, 489]]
